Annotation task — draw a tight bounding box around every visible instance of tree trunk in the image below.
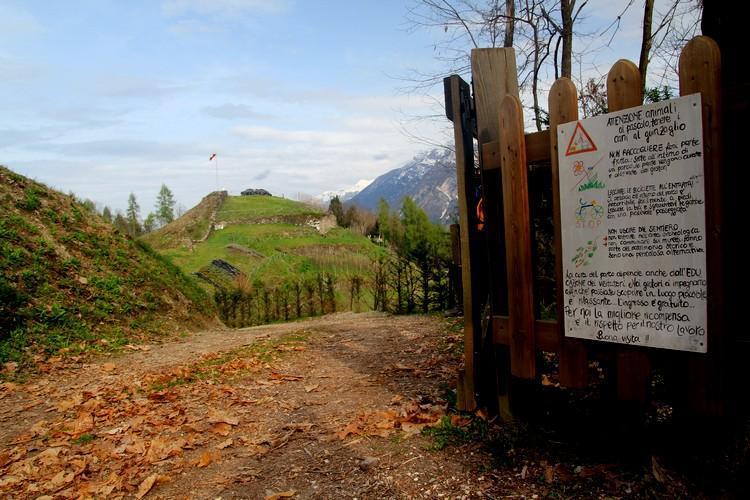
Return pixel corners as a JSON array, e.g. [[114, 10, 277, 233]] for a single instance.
[[638, 0, 655, 97], [504, 0, 515, 47], [532, 21, 543, 131], [560, 0, 574, 78]]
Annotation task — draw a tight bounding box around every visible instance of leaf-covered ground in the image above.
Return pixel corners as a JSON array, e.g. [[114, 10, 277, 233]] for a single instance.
[[0, 313, 742, 498]]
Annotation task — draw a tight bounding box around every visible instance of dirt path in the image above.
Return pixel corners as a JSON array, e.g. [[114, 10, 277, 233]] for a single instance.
[[2, 312, 712, 499], [1, 313, 515, 499]]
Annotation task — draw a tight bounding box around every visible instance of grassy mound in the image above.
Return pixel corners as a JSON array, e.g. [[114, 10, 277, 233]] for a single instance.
[[0, 167, 216, 367], [141, 190, 227, 250], [216, 195, 323, 224], [162, 222, 383, 287]]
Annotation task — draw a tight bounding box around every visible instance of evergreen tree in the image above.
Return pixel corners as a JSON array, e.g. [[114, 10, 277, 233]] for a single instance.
[[328, 196, 345, 226], [126, 193, 142, 237], [143, 213, 157, 233], [101, 206, 113, 223], [112, 212, 128, 234], [155, 184, 176, 226]]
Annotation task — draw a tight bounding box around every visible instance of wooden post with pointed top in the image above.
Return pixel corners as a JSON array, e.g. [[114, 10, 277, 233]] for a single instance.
[[471, 47, 520, 419], [606, 59, 652, 403], [499, 95, 536, 380], [678, 36, 724, 416], [548, 78, 588, 388]]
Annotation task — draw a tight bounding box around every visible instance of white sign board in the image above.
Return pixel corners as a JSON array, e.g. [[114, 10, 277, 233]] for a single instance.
[[557, 93, 707, 352]]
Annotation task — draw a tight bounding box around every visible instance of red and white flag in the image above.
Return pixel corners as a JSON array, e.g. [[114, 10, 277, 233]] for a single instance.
[[209, 153, 217, 161]]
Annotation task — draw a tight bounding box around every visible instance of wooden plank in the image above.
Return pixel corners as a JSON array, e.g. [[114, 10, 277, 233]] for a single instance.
[[499, 95, 536, 379], [548, 77, 588, 389], [446, 75, 479, 411], [471, 48, 519, 417], [678, 36, 725, 416], [481, 141, 501, 170], [471, 48, 520, 145], [525, 130, 551, 163], [472, 48, 519, 314], [607, 60, 651, 403], [493, 316, 560, 352]]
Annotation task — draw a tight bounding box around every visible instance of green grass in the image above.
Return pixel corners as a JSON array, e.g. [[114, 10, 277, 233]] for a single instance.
[[147, 329, 311, 391], [163, 223, 386, 287], [578, 177, 605, 191], [0, 166, 215, 367], [217, 195, 322, 222], [422, 415, 471, 450], [72, 433, 96, 445]]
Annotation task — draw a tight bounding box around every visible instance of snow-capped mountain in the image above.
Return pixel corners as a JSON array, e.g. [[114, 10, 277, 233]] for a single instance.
[[317, 178, 373, 203], [348, 148, 457, 225]]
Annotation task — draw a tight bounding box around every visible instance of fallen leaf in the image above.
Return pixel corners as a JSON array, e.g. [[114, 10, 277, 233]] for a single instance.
[[208, 410, 239, 426], [2, 361, 18, 374], [145, 437, 184, 463], [265, 490, 296, 500], [450, 415, 471, 427], [197, 450, 220, 468], [135, 474, 158, 499], [101, 363, 116, 372], [400, 421, 426, 436], [0, 451, 11, 468], [72, 411, 94, 434], [394, 363, 415, 371], [652, 456, 667, 483], [210, 422, 232, 436], [304, 384, 319, 393], [544, 466, 556, 483], [216, 438, 233, 450], [269, 372, 303, 381], [283, 422, 314, 432], [49, 470, 75, 490], [336, 421, 362, 440]]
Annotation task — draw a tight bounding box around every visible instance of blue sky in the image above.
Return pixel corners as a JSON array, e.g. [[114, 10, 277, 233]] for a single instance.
[[1, 0, 693, 214]]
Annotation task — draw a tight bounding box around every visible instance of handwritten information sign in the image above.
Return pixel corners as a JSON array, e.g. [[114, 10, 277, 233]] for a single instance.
[[558, 93, 707, 352]]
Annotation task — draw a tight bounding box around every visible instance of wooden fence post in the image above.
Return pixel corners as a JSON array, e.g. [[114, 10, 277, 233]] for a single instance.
[[445, 75, 479, 411], [471, 48, 520, 418], [678, 36, 724, 415], [548, 78, 588, 388], [607, 59, 652, 403], [499, 95, 536, 380]]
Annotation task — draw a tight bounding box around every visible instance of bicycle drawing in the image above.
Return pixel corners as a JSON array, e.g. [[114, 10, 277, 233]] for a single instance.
[[575, 198, 604, 220]]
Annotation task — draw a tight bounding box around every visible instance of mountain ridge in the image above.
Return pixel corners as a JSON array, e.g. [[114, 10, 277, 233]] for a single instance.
[[347, 148, 457, 225]]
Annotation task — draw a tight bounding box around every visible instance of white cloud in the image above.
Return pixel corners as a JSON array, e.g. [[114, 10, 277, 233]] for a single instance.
[[232, 125, 361, 146]]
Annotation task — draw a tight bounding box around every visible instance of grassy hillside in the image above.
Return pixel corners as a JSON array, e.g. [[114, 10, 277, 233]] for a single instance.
[[217, 195, 323, 223], [0, 167, 216, 367], [155, 195, 384, 288], [141, 190, 227, 249]]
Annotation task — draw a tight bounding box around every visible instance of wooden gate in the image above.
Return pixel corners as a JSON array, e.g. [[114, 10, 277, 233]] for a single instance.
[[445, 36, 729, 418]]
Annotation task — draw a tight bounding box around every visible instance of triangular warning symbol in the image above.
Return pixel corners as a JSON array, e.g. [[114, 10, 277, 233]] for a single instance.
[[565, 122, 597, 156]]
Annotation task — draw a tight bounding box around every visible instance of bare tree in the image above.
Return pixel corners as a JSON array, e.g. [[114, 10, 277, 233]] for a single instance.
[[602, 0, 702, 92]]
